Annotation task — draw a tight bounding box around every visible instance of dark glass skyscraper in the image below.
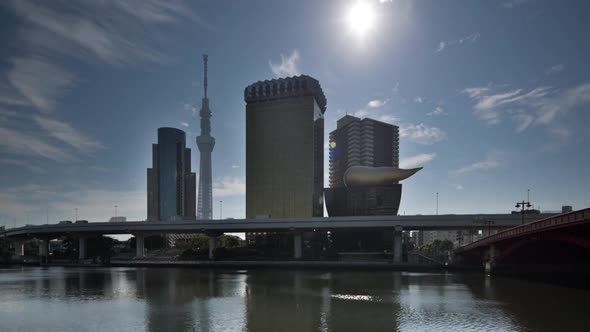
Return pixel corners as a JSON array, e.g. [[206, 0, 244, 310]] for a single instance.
[[147, 127, 196, 221], [244, 75, 326, 218]]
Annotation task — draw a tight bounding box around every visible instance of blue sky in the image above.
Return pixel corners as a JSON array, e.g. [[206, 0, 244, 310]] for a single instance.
[[1, 0, 589, 226]]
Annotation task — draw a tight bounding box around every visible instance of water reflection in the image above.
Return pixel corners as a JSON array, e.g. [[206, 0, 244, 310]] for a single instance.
[[0, 267, 589, 331]]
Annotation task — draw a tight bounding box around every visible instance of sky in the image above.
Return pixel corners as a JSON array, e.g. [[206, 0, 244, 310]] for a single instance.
[[1, 0, 589, 227]]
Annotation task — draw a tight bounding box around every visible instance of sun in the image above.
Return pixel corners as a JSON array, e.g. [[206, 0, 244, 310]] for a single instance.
[[347, 1, 377, 39]]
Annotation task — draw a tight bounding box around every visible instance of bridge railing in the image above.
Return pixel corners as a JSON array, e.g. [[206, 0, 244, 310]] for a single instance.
[[459, 208, 590, 252]]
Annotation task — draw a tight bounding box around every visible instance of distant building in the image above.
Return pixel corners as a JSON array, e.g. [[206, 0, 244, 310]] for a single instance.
[[244, 75, 326, 219], [147, 127, 196, 221], [562, 205, 573, 213], [108, 216, 127, 222], [325, 115, 410, 217]]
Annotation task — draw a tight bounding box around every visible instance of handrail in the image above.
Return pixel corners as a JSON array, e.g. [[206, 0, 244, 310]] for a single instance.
[[459, 208, 590, 251]]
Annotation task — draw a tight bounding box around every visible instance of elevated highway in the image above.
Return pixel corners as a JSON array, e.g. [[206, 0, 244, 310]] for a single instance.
[[1, 212, 558, 263]]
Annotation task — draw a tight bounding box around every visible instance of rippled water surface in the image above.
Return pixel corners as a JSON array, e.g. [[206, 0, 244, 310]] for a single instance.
[[1, 267, 589, 331]]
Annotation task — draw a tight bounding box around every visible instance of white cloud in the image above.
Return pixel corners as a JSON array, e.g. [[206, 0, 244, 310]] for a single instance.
[[8, 57, 75, 113], [180, 122, 189, 127], [400, 153, 436, 168], [453, 150, 504, 174], [545, 64, 564, 75], [367, 99, 388, 108], [436, 33, 480, 52], [427, 106, 447, 116], [269, 50, 301, 77], [454, 184, 464, 190], [377, 114, 399, 124], [213, 176, 245, 198], [400, 123, 447, 145], [413, 96, 424, 103], [34, 116, 105, 152]]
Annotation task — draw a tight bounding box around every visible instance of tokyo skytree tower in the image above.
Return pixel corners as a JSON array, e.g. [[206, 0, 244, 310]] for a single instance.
[[196, 54, 215, 219]]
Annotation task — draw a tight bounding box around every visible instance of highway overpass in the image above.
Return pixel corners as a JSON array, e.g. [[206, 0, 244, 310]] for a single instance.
[[1, 213, 557, 263]]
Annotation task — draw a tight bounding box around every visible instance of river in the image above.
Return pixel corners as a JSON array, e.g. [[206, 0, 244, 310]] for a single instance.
[[0, 267, 588, 331]]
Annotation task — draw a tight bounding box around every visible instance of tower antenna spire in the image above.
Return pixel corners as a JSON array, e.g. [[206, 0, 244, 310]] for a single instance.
[[203, 54, 208, 99]]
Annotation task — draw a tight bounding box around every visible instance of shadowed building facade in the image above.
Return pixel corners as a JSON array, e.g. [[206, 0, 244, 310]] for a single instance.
[[147, 127, 196, 221], [244, 75, 326, 220], [325, 115, 403, 217]]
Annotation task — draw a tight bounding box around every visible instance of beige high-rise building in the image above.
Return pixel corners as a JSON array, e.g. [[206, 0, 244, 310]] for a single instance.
[[244, 75, 326, 218]]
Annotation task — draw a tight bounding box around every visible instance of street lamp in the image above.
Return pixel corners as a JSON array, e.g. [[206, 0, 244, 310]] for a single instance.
[[515, 200, 532, 225]]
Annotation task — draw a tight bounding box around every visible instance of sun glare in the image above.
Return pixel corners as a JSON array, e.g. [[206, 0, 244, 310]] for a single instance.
[[347, 1, 377, 39]]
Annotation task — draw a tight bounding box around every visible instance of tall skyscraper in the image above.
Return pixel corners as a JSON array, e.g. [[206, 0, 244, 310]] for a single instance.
[[328, 115, 399, 187], [147, 127, 196, 221], [325, 115, 413, 217], [244, 75, 326, 218], [196, 54, 215, 220]]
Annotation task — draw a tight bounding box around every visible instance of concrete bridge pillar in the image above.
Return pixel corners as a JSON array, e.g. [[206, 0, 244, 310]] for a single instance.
[[294, 232, 303, 260], [13, 240, 24, 259], [38, 238, 49, 262], [484, 244, 497, 274], [208, 236, 218, 260], [78, 237, 87, 260], [135, 234, 145, 258], [393, 226, 403, 264]]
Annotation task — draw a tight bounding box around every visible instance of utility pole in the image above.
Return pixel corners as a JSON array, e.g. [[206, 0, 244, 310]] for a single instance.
[[75, 208, 78, 222], [220, 200, 223, 219], [436, 192, 439, 215]]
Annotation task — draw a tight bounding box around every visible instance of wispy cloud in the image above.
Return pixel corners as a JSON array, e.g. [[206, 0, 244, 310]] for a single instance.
[[400, 153, 436, 168], [502, 0, 529, 8], [436, 33, 480, 52], [0, 184, 147, 224], [413, 96, 424, 103], [453, 150, 504, 174], [34, 116, 105, 152], [545, 64, 564, 75], [0, 158, 45, 174], [4, 0, 200, 66], [400, 123, 447, 145], [213, 176, 245, 198], [427, 106, 447, 116], [8, 57, 75, 113], [0, 126, 75, 162], [269, 50, 301, 77], [180, 122, 189, 127], [462, 83, 590, 137]]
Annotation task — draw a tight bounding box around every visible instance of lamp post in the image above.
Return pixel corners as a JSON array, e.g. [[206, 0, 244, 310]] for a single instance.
[[75, 208, 78, 222], [515, 200, 532, 225], [219, 200, 223, 220]]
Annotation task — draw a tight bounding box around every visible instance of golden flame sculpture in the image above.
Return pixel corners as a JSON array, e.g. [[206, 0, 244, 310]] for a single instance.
[[344, 166, 422, 187]]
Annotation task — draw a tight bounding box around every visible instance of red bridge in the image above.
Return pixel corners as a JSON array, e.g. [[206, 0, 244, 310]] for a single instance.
[[455, 208, 590, 277]]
